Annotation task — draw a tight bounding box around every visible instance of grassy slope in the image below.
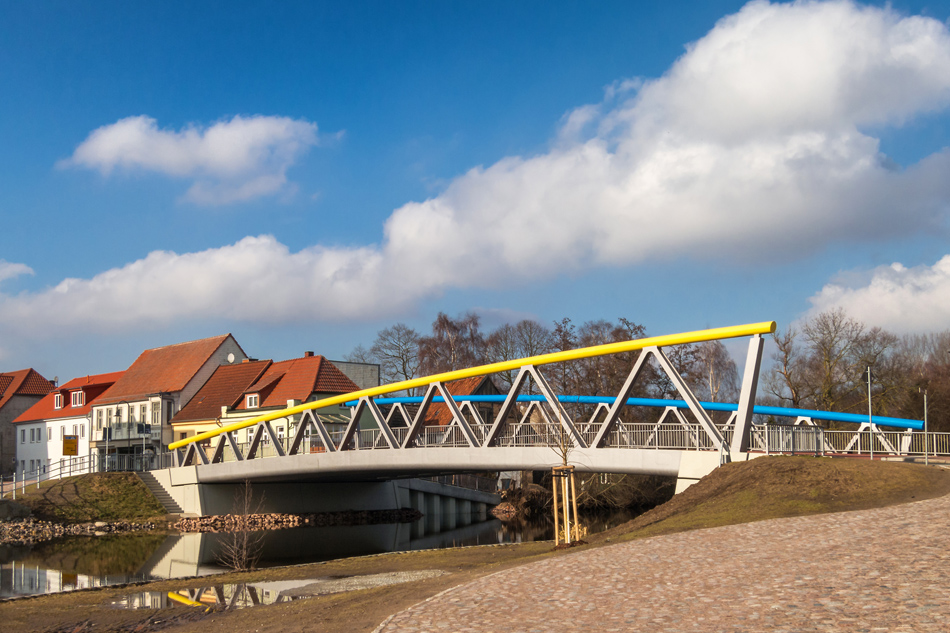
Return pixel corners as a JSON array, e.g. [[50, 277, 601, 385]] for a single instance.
[[11, 472, 167, 523], [591, 455, 950, 543]]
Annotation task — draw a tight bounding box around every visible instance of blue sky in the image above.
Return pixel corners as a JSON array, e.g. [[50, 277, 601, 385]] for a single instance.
[[2, 0, 950, 381]]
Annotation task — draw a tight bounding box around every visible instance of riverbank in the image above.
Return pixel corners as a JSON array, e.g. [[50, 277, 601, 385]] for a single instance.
[[2, 456, 948, 633], [0, 517, 160, 546]]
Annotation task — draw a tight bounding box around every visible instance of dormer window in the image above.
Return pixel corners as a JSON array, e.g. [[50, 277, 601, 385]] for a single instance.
[[54, 394, 63, 409], [246, 394, 259, 408], [71, 391, 84, 407]]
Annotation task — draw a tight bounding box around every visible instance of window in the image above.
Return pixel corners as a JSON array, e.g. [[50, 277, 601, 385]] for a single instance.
[[179, 432, 187, 441], [48, 427, 53, 441], [96, 409, 103, 430], [72, 424, 78, 436], [129, 406, 136, 424], [60, 426, 65, 440], [152, 402, 161, 426], [54, 393, 62, 409], [29, 459, 34, 472], [106, 409, 113, 425], [20, 429, 25, 444], [115, 407, 122, 423], [29, 428, 35, 443], [71, 391, 84, 407], [246, 394, 259, 408], [80, 424, 85, 439], [140, 404, 147, 425]]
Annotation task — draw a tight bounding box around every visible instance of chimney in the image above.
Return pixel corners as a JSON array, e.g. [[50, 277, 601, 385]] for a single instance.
[[304, 351, 314, 357]]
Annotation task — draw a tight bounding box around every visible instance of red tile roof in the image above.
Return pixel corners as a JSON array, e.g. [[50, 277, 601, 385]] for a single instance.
[[171, 360, 271, 423], [425, 376, 499, 426], [0, 368, 55, 411], [236, 355, 359, 410], [97, 334, 239, 405], [13, 371, 124, 424]]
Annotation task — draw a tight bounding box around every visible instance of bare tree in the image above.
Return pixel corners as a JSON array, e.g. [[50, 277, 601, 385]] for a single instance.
[[344, 344, 375, 364], [765, 326, 807, 408], [217, 480, 265, 572], [370, 323, 422, 386], [418, 312, 485, 374], [486, 320, 555, 390], [801, 308, 866, 412], [695, 340, 739, 403]]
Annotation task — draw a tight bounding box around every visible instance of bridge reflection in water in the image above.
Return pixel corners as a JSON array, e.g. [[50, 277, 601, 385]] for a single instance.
[[0, 512, 516, 598]]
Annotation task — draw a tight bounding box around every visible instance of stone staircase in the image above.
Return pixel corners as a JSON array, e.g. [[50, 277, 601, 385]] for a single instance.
[[137, 471, 184, 515]]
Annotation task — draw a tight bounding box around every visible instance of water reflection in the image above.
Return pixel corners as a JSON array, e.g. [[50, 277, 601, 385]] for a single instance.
[[1, 509, 638, 598], [112, 570, 448, 611]]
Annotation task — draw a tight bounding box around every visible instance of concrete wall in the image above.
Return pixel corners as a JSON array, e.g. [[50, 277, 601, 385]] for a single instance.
[[328, 360, 380, 390], [152, 466, 498, 517]]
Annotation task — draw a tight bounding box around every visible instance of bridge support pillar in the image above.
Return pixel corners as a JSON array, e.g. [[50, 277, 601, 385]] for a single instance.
[[476, 502, 487, 521], [425, 493, 441, 534], [411, 490, 427, 538], [458, 499, 472, 526], [441, 497, 457, 531]]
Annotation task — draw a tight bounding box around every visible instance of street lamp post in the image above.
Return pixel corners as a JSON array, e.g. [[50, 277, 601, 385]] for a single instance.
[[103, 408, 109, 472], [866, 366, 873, 461], [920, 387, 929, 466]]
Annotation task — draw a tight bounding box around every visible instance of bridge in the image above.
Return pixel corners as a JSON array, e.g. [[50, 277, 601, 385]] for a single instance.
[[8, 321, 935, 513], [144, 320, 936, 515]]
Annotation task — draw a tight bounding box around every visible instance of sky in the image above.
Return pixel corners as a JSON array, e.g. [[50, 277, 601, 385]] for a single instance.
[[2, 0, 950, 382]]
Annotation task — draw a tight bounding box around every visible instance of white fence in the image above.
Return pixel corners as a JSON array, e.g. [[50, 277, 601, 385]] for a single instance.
[[0, 452, 175, 499]]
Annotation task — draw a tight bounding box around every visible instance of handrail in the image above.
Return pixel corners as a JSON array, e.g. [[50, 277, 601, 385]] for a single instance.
[[169, 321, 776, 450]]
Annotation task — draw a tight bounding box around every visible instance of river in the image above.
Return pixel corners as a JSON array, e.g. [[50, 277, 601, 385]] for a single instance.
[[0, 509, 638, 598]]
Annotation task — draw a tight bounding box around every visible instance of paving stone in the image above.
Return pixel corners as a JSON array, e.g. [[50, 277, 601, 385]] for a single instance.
[[377, 494, 950, 632]]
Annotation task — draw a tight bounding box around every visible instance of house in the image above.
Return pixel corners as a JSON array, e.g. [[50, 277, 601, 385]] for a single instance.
[[12, 371, 123, 477], [171, 352, 359, 450], [0, 369, 55, 476], [169, 359, 271, 442], [91, 334, 247, 461]]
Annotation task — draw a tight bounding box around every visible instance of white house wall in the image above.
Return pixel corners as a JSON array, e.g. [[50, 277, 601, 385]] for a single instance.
[[15, 414, 90, 477]]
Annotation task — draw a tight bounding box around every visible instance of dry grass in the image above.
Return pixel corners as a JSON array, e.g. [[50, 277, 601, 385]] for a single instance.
[[11, 472, 167, 523]]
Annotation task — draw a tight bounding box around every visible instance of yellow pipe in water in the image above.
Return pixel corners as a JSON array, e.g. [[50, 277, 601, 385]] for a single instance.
[[166, 591, 207, 609], [169, 320, 775, 450]]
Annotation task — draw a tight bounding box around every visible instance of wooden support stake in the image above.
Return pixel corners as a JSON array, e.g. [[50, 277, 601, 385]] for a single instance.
[[570, 469, 580, 541], [552, 468, 560, 546], [562, 473, 571, 544]]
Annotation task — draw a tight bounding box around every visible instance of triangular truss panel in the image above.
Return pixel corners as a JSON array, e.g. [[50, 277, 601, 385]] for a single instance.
[[589, 345, 724, 451]]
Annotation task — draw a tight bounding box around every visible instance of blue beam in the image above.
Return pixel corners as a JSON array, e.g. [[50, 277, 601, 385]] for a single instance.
[[344, 394, 924, 430]]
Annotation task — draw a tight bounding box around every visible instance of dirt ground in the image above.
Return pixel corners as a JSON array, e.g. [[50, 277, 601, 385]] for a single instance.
[[4, 456, 949, 633]]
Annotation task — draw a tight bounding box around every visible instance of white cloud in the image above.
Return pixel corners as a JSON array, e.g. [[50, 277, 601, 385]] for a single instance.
[[9, 0, 950, 335], [808, 256, 950, 332], [61, 115, 319, 204], [0, 261, 33, 284]]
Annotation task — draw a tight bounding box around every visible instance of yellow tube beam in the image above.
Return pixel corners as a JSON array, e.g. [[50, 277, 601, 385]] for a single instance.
[[166, 591, 206, 608], [169, 320, 775, 450]]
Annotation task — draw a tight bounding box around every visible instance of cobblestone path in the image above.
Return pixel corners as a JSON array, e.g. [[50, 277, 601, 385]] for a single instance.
[[377, 494, 950, 632]]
